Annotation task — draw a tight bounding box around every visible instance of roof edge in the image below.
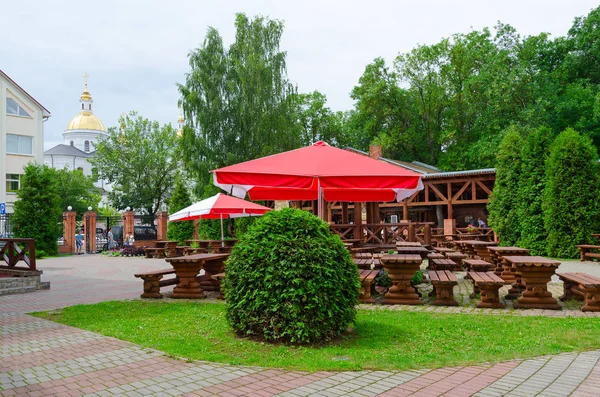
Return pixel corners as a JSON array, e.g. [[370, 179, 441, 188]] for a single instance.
[[0, 69, 51, 117]]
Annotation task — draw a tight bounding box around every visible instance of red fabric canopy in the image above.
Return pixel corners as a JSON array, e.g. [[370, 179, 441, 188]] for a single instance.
[[213, 141, 423, 202]]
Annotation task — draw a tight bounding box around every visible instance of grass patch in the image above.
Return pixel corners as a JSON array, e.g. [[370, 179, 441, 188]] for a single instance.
[[33, 300, 600, 372]]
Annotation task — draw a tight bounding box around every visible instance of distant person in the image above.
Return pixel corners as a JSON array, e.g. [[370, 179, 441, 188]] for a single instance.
[[128, 234, 135, 246], [107, 228, 114, 249], [478, 218, 487, 228], [75, 230, 84, 254], [123, 233, 130, 246]]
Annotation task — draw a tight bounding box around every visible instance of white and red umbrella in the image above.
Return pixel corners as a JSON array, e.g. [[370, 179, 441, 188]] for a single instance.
[[169, 193, 271, 246]]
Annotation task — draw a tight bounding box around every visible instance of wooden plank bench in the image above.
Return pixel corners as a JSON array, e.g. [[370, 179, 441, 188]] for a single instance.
[[134, 268, 178, 298], [575, 245, 600, 261], [427, 270, 458, 306], [428, 258, 455, 271], [468, 271, 507, 308], [427, 253, 445, 260], [358, 269, 379, 303], [558, 272, 600, 312], [444, 252, 468, 269], [144, 247, 166, 259], [354, 258, 382, 269], [463, 259, 495, 273]]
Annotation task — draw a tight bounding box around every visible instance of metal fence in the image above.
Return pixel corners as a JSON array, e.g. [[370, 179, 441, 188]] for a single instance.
[[0, 214, 14, 238]]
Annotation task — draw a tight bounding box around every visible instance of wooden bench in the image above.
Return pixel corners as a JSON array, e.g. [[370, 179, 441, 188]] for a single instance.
[[354, 258, 382, 269], [427, 253, 445, 260], [558, 272, 600, 312], [358, 269, 379, 303], [427, 270, 458, 306], [144, 247, 166, 259], [428, 258, 455, 271], [444, 252, 467, 269], [575, 245, 600, 261], [463, 259, 495, 273], [468, 272, 507, 308], [183, 246, 206, 255], [211, 272, 226, 299], [134, 269, 178, 298]]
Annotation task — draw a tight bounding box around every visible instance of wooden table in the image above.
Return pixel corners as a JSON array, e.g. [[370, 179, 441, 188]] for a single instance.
[[165, 253, 229, 299], [503, 256, 561, 310], [434, 247, 454, 253], [380, 254, 423, 305], [185, 240, 212, 250], [396, 242, 423, 247], [395, 246, 429, 259], [155, 241, 179, 257], [487, 246, 530, 299], [342, 239, 362, 248]]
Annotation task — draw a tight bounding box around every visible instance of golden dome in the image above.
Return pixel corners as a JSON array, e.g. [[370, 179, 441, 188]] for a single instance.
[[80, 89, 92, 101], [66, 111, 106, 131]]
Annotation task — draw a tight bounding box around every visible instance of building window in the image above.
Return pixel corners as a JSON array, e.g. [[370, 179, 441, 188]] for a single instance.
[[84, 140, 90, 152], [6, 98, 31, 117], [6, 174, 20, 192], [70, 140, 74, 146], [6, 134, 33, 155]]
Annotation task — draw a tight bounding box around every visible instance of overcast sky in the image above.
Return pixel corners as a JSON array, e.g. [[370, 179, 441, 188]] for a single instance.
[[2, 0, 597, 150]]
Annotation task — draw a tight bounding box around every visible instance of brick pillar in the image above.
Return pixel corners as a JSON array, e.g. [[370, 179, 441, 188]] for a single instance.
[[369, 145, 382, 159], [123, 210, 134, 240], [63, 211, 76, 254], [156, 211, 168, 241], [444, 218, 456, 236], [84, 211, 97, 253]]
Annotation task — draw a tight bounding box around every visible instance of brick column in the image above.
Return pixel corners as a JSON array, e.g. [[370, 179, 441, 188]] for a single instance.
[[84, 211, 97, 253], [444, 218, 456, 236], [156, 211, 168, 241], [63, 211, 76, 254], [123, 210, 134, 240]]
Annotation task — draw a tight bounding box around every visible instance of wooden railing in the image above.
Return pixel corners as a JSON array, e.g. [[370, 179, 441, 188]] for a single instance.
[[330, 223, 433, 245], [0, 238, 36, 270], [455, 227, 495, 241]]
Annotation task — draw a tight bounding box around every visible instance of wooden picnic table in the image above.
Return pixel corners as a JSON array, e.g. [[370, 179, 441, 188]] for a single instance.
[[353, 257, 382, 269], [487, 246, 530, 298], [165, 253, 229, 299], [185, 240, 212, 249], [380, 254, 423, 305], [457, 240, 498, 259], [396, 242, 423, 247], [503, 256, 561, 310], [342, 239, 362, 248], [434, 247, 454, 253], [394, 246, 429, 259]]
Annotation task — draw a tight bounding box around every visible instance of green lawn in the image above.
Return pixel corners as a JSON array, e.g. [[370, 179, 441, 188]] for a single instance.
[[34, 300, 600, 372]]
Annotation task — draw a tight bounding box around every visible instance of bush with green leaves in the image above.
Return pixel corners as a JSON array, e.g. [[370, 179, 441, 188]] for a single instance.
[[167, 179, 195, 244], [487, 126, 525, 246], [12, 164, 62, 256], [516, 127, 554, 255], [543, 128, 600, 258], [223, 208, 359, 344]]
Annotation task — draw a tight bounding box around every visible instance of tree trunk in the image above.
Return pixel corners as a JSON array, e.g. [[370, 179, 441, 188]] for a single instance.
[[436, 205, 444, 228]]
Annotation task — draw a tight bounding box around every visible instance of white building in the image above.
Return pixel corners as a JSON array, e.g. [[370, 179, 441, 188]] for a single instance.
[[0, 70, 51, 215], [44, 77, 112, 199]]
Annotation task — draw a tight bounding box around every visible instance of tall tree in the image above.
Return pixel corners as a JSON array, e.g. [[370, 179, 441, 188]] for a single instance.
[[487, 126, 525, 245], [55, 168, 101, 215], [516, 127, 554, 255], [12, 164, 62, 256], [90, 111, 179, 218], [178, 14, 301, 197], [166, 179, 195, 244], [543, 128, 600, 258], [297, 91, 343, 146]]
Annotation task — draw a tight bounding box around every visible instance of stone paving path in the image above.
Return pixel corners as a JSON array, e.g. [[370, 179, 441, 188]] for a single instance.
[[1, 255, 600, 396]]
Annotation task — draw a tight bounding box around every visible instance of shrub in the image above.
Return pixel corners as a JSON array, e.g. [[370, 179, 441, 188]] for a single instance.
[[167, 179, 195, 244], [375, 270, 392, 288], [35, 250, 48, 259], [121, 246, 145, 257], [12, 164, 62, 256], [543, 128, 600, 258], [223, 208, 360, 344]]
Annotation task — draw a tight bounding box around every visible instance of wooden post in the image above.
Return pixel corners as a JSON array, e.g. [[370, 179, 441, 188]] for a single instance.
[[403, 201, 409, 221], [372, 203, 380, 224], [353, 202, 362, 241], [326, 202, 332, 223], [341, 202, 348, 224], [424, 224, 431, 245], [408, 223, 415, 242], [447, 182, 453, 220]]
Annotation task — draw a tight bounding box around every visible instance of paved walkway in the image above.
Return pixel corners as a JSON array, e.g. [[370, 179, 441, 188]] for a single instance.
[[1, 255, 600, 396]]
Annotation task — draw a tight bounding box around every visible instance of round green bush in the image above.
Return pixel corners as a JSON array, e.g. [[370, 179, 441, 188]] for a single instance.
[[222, 208, 360, 344]]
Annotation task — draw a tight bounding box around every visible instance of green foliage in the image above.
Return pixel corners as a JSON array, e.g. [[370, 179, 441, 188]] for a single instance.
[[232, 216, 258, 239], [90, 111, 179, 217], [55, 168, 101, 214], [12, 164, 62, 256], [35, 250, 48, 259], [166, 179, 195, 244], [487, 127, 525, 245], [223, 208, 359, 344], [178, 14, 302, 197], [297, 91, 344, 146], [543, 129, 600, 258], [411, 270, 424, 285], [374, 269, 392, 288], [197, 218, 231, 240], [516, 127, 554, 255]]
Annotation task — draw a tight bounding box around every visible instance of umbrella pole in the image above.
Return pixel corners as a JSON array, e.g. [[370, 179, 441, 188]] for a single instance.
[[317, 179, 323, 220], [220, 214, 225, 247]]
